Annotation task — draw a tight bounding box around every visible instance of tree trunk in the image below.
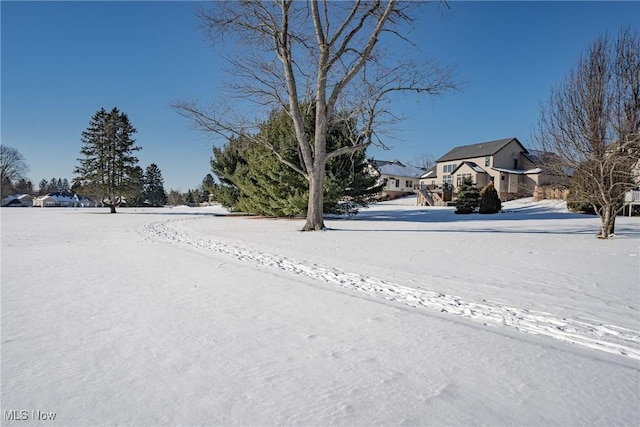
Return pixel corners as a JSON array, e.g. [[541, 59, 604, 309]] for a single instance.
[[607, 205, 617, 236], [110, 204, 117, 214], [303, 161, 326, 231], [598, 204, 613, 238]]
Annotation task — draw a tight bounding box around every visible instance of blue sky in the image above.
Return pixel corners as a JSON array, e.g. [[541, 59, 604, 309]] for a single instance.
[[2, 1, 638, 191]]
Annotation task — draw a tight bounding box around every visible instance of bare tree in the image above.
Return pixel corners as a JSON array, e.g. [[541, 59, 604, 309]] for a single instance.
[[535, 26, 640, 238], [0, 145, 30, 197], [411, 152, 436, 170], [174, 0, 457, 230]]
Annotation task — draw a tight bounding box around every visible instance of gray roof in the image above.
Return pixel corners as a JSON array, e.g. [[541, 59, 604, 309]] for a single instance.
[[436, 138, 526, 162]]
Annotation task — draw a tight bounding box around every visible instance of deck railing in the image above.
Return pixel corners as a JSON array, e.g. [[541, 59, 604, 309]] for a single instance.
[[624, 190, 640, 203]]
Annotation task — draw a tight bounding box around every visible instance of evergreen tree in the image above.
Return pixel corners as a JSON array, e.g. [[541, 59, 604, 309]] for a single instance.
[[479, 181, 502, 214], [143, 163, 167, 207], [211, 104, 381, 217], [202, 173, 217, 193], [70, 180, 82, 195], [49, 177, 58, 193], [185, 189, 195, 205], [128, 166, 145, 207], [202, 173, 217, 203], [191, 188, 207, 204], [455, 177, 480, 214], [61, 178, 70, 193], [14, 178, 33, 195], [38, 179, 48, 196], [73, 107, 141, 213]]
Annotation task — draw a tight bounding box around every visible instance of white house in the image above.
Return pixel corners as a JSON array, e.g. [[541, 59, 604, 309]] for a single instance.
[[369, 160, 426, 199], [33, 193, 81, 207]]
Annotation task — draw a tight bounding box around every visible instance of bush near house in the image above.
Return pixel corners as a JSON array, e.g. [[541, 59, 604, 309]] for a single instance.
[[455, 177, 480, 214], [479, 182, 502, 214]]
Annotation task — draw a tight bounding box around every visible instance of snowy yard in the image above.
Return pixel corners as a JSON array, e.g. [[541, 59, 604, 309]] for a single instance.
[[2, 197, 639, 426]]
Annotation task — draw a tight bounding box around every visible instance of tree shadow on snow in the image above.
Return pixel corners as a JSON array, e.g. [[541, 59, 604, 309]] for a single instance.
[[327, 207, 640, 237]]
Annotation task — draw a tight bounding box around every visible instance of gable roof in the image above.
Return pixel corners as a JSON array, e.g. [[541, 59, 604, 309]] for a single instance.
[[452, 161, 488, 175], [370, 160, 426, 179], [436, 138, 526, 163]]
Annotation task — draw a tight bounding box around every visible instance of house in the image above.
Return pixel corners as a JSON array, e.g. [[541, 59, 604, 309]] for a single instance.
[[369, 160, 426, 199], [33, 192, 81, 207], [417, 138, 557, 205], [1, 194, 33, 207]]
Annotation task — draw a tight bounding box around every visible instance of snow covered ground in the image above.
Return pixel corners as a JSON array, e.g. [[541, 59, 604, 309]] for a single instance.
[[2, 197, 639, 426]]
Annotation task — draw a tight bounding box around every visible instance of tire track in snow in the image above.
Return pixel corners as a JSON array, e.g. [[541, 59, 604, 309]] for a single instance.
[[143, 217, 640, 360]]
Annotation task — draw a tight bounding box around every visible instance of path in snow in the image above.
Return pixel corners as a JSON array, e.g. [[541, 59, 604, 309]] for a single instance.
[[142, 216, 640, 360]]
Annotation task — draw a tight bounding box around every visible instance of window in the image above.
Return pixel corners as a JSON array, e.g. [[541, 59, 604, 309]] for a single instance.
[[395, 179, 399, 188], [513, 159, 518, 169], [405, 180, 413, 188], [456, 173, 472, 187], [443, 163, 458, 174], [485, 156, 491, 167], [443, 175, 452, 186]]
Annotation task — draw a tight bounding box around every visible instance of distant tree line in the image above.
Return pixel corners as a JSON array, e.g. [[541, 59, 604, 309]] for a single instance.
[[166, 174, 218, 207], [34, 177, 71, 195]]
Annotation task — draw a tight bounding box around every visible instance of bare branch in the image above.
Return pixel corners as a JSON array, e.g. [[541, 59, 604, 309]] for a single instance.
[[177, 0, 459, 230]]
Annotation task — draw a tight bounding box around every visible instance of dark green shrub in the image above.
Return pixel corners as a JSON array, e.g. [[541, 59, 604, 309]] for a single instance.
[[479, 182, 501, 214], [455, 177, 480, 214]]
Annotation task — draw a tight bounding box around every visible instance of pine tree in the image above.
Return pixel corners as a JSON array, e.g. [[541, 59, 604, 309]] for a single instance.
[[201, 173, 217, 203], [61, 178, 70, 193], [202, 174, 217, 193], [38, 179, 48, 196], [185, 190, 195, 205], [211, 104, 381, 216], [479, 181, 502, 214], [14, 178, 33, 195], [143, 163, 167, 207], [455, 177, 480, 214], [73, 107, 141, 213], [49, 177, 58, 193], [128, 166, 145, 207]]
